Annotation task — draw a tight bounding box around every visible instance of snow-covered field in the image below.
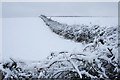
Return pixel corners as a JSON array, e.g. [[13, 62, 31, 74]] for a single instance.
[[1, 16, 119, 79], [2, 17, 118, 61]]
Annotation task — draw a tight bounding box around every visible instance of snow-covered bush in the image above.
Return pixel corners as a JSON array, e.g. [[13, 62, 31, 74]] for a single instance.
[[0, 15, 119, 79]]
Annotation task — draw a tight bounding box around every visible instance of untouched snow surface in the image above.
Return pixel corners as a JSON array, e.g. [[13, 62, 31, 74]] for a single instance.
[[2, 17, 118, 61]]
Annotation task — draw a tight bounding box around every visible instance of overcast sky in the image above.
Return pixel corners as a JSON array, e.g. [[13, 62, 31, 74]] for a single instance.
[[2, 2, 118, 18]]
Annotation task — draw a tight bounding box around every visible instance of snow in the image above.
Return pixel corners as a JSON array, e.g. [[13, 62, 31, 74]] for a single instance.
[[2, 17, 81, 61], [51, 17, 118, 27], [1, 16, 119, 79], [0, 18, 2, 61], [2, 17, 118, 61]]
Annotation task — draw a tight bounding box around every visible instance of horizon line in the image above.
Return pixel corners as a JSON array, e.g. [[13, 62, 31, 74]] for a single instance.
[[46, 16, 117, 17]]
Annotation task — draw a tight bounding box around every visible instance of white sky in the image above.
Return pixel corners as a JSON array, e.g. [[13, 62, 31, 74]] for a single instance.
[[1, 0, 119, 2], [2, 2, 118, 18]]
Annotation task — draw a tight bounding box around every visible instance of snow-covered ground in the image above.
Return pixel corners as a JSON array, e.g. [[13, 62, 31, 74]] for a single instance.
[[1, 16, 119, 79], [0, 18, 2, 61], [2, 17, 118, 61]]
